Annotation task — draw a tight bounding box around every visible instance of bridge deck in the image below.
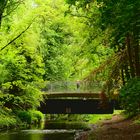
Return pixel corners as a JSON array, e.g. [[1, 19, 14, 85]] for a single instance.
[[45, 92, 100, 98]]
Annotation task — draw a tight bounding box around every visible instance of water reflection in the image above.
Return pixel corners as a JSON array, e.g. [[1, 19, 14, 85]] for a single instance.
[[0, 130, 75, 140]]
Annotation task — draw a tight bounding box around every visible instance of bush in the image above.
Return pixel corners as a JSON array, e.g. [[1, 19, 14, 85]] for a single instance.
[[120, 77, 140, 115], [29, 110, 44, 124], [17, 110, 44, 126], [17, 111, 32, 124]]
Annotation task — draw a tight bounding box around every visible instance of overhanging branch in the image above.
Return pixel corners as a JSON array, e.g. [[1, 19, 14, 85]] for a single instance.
[[0, 17, 37, 51]]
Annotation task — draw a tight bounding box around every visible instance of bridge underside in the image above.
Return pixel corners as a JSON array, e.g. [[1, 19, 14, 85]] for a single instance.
[[39, 99, 114, 114]]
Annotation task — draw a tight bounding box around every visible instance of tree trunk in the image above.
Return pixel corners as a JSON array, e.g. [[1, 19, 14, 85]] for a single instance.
[[124, 63, 130, 80], [133, 16, 140, 77], [133, 3, 140, 77], [133, 37, 140, 77], [121, 68, 125, 85], [126, 34, 135, 78]]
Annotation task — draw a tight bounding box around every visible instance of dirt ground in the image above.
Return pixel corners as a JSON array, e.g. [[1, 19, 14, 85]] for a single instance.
[[76, 114, 140, 140], [88, 114, 140, 140]]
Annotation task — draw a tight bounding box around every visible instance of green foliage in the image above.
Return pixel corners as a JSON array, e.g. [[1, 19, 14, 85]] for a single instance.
[[0, 0, 77, 128], [17, 110, 44, 125], [66, 0, 140, 96], [38, 0, 73, 81], [29, 110, 44, 124], [0, 108, 17, 129], [0, 0, 46, 122], [0, 115, 17, 129], [17, 110, 32, 124], [120, 78, 140, 115], [0, 48, 44, 109], [15, 110, 44, 125]]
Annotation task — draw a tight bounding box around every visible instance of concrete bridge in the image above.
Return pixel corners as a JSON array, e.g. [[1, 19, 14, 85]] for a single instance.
[[38, 81, 120, 114]]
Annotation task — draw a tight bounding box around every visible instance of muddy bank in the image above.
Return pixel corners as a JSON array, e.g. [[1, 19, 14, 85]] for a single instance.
[[77, 115, 140, 140]]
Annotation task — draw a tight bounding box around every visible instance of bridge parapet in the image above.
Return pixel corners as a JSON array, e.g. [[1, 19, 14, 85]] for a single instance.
[[43, 81, 104, 93]]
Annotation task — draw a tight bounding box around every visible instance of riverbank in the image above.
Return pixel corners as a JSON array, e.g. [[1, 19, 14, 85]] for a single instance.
[[0, 109, 44, 131], [78, 114, 140, 140]]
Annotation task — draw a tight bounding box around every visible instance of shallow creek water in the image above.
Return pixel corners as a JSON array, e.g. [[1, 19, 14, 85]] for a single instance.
[[0, 129, 78, 140]]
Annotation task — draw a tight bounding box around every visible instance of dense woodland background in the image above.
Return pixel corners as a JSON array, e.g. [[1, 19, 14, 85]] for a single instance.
[[0, 0, 139, 128]]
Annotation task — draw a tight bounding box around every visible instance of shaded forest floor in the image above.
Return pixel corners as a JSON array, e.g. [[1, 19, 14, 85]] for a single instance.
[[77, 114, 140, 140]]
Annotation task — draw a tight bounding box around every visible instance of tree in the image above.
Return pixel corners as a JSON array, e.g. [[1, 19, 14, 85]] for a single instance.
[[65, 0, 140, 91], [0, 0, 46, 112]]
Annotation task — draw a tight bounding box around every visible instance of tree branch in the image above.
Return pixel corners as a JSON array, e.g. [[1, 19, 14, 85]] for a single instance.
[[0, 18, 36, 51], [69, 13, 92, 19], [3, 0, 24, 18], [2, 3, 21, 18]]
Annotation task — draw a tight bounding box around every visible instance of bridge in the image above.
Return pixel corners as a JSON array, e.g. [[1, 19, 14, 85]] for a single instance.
[[39, 81, 120, 114]]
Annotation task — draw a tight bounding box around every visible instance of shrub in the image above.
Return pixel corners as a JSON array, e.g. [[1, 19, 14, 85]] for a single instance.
[[120, 77, 140, 115], [17, 111, 32, 124], [29, 110, 44, 124]]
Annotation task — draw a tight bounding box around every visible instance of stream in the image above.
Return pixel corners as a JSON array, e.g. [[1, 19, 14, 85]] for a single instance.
[[0, 129, 79, 140], [0, 112, 92, 140]]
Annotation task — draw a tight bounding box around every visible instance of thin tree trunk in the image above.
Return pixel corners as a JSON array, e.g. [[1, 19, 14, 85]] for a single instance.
[[133, 37, 140, 77], [133, 3, 140, 77], [126, 34, 135, 78], [0, 14, 2, 27], [121, 68, 125, 85], [124, 63, 130, 80], [133, 18, 140, 76]]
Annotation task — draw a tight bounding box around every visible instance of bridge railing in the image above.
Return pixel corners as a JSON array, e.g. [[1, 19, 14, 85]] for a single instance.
[[43, 81, 104, 93]]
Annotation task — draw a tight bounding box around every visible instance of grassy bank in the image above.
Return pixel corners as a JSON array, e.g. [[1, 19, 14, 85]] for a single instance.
[[87, 110, 123, 124], [45, 121, 90, 130]]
